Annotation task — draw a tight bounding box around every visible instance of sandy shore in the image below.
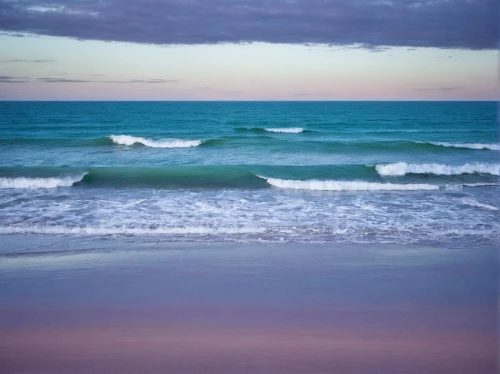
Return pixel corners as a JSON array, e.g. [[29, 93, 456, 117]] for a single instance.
[[0, 238, 497, 373]]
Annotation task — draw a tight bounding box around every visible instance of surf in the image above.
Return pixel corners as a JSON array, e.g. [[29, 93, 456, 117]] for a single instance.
[[0, 173, 87, 189], [109, 135, 203, 148], [423, 142, 500, 151], [376, 162, 500, 177], [258, 176, 440, 191], [265, 127, 304, 133]]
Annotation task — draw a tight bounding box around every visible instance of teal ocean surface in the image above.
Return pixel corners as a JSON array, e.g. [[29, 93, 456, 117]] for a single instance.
[[0, 101, 498, 247]]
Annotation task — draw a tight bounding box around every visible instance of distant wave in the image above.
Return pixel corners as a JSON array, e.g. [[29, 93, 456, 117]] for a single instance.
[[265, 127, 304, 133], [109, 135, 202, 148], [0, 173, 87, 189], [258, 176, 439, 191], [376, 162, 500, 177], [235, 127, 310, 134], [423, 142, 500, 151]]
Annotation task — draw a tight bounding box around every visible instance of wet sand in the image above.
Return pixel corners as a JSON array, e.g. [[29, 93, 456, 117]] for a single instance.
[[0, 238, 497, 373]]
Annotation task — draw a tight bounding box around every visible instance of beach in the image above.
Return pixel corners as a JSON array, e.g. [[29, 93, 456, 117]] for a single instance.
[[0, 101, 498, 372], [0, 0, 498, 370], [0, 236, 497, 373]]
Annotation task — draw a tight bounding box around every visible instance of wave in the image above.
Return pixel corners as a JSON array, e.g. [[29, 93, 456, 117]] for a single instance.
[[265, 127, 304, 133], [376, 162, 500, 177], [460, 198, 499, 211], [235, 127, 312, 134], [424, 142, 500, 151], [0, 173, 87, 189], [79, 167, 269, 189], [259, 176, 440, 191], [2, 165, 498, 190], [109, 135, 202, 148], [0, 225, 266, 236]]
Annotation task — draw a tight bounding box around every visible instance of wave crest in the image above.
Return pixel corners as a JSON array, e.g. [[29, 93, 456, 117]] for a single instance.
[[259, 177, 439, 191], [0, 173, 87, 189], [265, 127, 304, 133], [427, 142, 500, 151], [376, 162, 500, 176], [460, 198, 499, 211], [110, 135, 202, 148]]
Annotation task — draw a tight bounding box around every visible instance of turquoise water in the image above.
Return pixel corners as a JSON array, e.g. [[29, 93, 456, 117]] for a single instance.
[[0, 101, 498, 246]]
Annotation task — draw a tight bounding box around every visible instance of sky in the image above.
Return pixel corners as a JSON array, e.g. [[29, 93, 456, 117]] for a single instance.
[[0, 0, 498, 101]]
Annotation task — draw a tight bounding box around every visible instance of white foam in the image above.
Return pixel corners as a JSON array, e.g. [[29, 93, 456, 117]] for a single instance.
[[462, 183, 500, 187], [376, 162, 500, 176], [428, 142, 500, 151], [0, 225, 266, 236], [265, 128, 304, 133], [110, 135, 202, 148], [460, 198, 499, 211], [260, 177, 439, 191], [0, 173, 87, 189]]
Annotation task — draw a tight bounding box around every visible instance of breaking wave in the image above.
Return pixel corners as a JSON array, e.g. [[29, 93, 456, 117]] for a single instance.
[[0, 173, 87, 189], [109, 135, 202, 148], [426, 142, 500, 151], [460, 198, 499, 211], [376, 162, 500, 177], [265, 127, 304, 133], [235, 127, 310, 134], [259, 177, 440, 191]]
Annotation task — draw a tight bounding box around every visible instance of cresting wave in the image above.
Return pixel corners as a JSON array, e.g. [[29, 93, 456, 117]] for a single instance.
[[235, 127, 310, 134], [0, 173, 87, 189], [109, 135, 202, 148], [376, 162, 500, 177], [424, 142, 500, 151], [259, 177, 439, 191], [2, 166, 498, 190], [265, 127, 304, 133]]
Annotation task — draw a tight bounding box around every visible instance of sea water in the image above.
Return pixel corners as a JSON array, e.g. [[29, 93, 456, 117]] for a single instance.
[[0, 101, 498, 247]]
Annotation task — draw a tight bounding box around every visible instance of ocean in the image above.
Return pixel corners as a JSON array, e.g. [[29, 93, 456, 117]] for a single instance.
[[0, 101, 498, 248]]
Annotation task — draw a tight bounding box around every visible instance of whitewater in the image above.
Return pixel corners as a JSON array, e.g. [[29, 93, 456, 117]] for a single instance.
[[110, 135, 203, 148]]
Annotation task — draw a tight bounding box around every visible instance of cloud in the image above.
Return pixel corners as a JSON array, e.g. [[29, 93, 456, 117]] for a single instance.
[[293, 93, 337, 97], [38, 77, 179, 83], [1, 76, 178, 83], [0, 59, 53, 63], [38, 78, 91, 83], [0, 75, 30, 83], [0, 0, 496, 50], [413, 86, 463, 91]]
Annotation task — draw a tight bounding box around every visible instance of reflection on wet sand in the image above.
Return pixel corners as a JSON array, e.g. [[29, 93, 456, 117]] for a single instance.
[[0, 241, 497, 373]]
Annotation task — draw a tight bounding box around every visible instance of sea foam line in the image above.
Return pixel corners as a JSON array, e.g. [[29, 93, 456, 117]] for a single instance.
[[376, 162, 500, 176], [110, 135, 202, 148], [259, 176, 439, 191], [0, 173, 87, 189], [0, 225, 267, 236], [425, 142, 500, 151], [265, 127, 304, 133]]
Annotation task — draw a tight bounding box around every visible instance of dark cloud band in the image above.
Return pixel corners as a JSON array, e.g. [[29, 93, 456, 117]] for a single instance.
[[0, 0, 497, 50], [0, 76, 178, 84]]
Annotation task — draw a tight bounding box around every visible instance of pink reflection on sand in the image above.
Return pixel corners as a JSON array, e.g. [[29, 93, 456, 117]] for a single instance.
[[1, 323, 496, 374]]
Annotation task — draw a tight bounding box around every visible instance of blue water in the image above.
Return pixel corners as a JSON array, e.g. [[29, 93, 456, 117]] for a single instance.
[[0, 101, 498, 247]]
